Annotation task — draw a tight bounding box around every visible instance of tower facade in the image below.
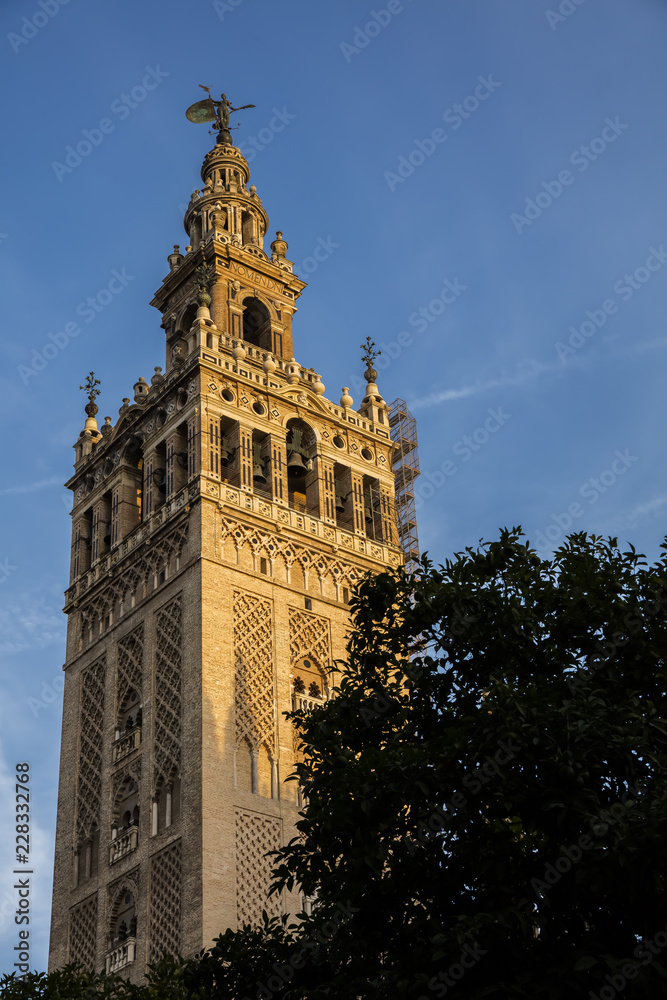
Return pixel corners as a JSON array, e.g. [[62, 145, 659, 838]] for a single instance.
[[48, 124, 407, 980]]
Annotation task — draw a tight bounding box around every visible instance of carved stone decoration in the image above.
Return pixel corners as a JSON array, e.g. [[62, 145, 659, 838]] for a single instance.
[[153, 595, 182, 795], [116, 624, 144, 719], [288, 608, 331, 690], [235, 809, 282, 926], [149, 841, 182, 963], [221, 516, 362, 591], [77, 522, 188, 635], [233, 591, 275, 755], [68, 894, 98, 970], [76, 658, 106, 843]]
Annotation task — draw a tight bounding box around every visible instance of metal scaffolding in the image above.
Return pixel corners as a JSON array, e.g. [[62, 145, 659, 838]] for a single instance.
[[388, 398, 420, 573]]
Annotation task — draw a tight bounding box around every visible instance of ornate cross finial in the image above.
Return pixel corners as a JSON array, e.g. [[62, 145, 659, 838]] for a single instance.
[[79, 372, 101, 418], [80, 372, 101, 402], [195, 262, 218, 308], [195, 262, 218, 292], [360, 337, 381, 383]]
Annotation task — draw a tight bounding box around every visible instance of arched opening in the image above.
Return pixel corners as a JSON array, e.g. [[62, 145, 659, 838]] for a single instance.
[[106, 887, 137, 973], [155, 771, 181, 834], [190, 214, 203, 250], [73, 507, 94, 579], [257, 744, 273, 798], [252, 428, 271, 500], [110, 775, 140, 863], [74, 823, 99, 885], [113, 688, 142, 763], [363, 475, 383, 541], [242, 210, 256, 246], [169, 303, 197, 361], [334, 463, 354, 530], [242, 297, 271, 350], [237, 738, 253, 793], [292, 658, 329, 711], [147, 441, 167, 515], [286, 419, 317, 515], [123, 436, 143, 528], [210, 414, 240, 487]]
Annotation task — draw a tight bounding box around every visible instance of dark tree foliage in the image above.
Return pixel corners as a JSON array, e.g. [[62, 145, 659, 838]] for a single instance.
[[270, 529, 667, 998], [4, 529, 667, 999]]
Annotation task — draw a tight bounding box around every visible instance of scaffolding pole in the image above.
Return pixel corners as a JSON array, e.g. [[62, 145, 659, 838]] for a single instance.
[[388, 398, 420, 573]]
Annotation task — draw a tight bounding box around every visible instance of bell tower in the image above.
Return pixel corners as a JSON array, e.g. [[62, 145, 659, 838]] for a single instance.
[[48, 97, 410, 982]]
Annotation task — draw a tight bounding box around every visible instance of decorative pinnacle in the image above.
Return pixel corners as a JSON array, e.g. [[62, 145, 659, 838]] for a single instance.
[[195, 261, 218, 292], [360, 337, 381, 383], [80, 372, 101, 417]]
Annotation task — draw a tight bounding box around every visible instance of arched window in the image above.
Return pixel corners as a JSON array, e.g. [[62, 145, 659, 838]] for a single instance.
[[242, 210, 255, 246], [292, 658, 329, 711], [106, 887, 137, 973], [242, 297, 271, 349], [286, 420, 317, 515], [110, 776, 140, 864], [153, 770, 181, 835], [113, 689, 142, 763]]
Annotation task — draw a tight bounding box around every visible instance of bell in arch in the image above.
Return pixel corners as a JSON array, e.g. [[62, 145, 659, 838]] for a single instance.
[[252, 444, 267, 485], [220, 434, 235, 468], [287, 427, 309, 478], [287, 451, 307, 477]]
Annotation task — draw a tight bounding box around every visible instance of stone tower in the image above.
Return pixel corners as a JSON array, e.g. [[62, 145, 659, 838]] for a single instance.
[[48, 118, 405, 981]]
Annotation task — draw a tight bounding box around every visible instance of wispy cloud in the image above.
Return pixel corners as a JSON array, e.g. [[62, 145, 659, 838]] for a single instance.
[[0, 594, 66, 656], [0, 477, 61, 497], [600, 494, 667, 534], [408, 359, 556, 410]]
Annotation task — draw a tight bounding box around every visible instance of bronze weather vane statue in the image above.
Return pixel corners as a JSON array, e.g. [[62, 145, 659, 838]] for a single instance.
[[185, 85, 255, 145]]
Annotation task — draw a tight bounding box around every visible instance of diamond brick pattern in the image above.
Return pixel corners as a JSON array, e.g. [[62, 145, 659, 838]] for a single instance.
[[234, 591, 275, 753], [68, 894, 98, 969], [154, 596, 182, 792], [76, 659, 106, 842], [149, 841, 182, 962], [235, 810, 282, 927]]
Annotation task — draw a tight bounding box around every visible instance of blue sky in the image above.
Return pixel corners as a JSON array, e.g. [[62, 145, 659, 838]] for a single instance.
[[1, 0, 667, 974]]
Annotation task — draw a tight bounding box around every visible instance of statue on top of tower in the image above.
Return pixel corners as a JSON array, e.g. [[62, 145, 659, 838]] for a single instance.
[[185, 86, 256, 145]]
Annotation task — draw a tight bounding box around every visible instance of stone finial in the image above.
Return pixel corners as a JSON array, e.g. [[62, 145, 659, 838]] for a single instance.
[[263, 353, 277, 375], [167, 245, 183, 272], [286, 359, 301, 385], [232, 340, 246, 361], [151, 366, 164, 386], [270, 231, 288, 262], [340, 387, 353, 409], [134, 377, 149, 403], [119, 398, 130, 414], [101, 416, 113, 437]]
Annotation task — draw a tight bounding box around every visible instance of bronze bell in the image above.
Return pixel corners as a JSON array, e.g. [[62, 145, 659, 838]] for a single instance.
[[252, 444, 267, 485], [220, 435, 235, 468], [153, 468, 167, 492], [287, 451, 307, 477], [335, 489, 348, 513]]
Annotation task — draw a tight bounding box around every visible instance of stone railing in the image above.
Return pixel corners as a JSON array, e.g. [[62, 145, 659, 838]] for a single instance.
[[109, 825, 138, 865], [112, 726, 141, 764], [105, 937, 136, 974]]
